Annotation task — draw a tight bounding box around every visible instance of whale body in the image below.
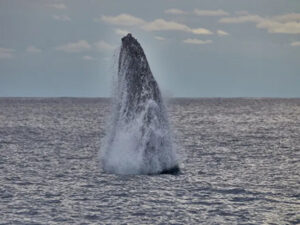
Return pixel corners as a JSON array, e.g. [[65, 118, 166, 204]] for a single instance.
[[102, 34, 179, 175]]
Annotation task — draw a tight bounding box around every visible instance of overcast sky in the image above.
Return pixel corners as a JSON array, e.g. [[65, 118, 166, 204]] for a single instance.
[[0, 0, 299, 97]]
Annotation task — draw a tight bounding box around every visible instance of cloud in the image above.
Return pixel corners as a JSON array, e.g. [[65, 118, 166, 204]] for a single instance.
[[0, 47, 15, 59], [56, 40, 115, 53], [101, 14, 212, 35], [217, 30, 229, 36], [194, 9, 229, 16], [141, 19, 188, 31], [273, 13, 300, 23], [290, 41, 300, 46], [100, 14, 145, 26], [165, 8, 187, 15], [56, 40, 91, 53], [142, 19, 213, 34], [183, 39, 212, 45], [165, 8, 229, 17], [94, 40, 115, 51], [219, 15, 263, 24], [47, 3, 66, 10], [52, 15, 71, 22], [83, 55, 95, 61], [191, 28, 213, 35], [26, 46, 42, 53], [235, 11, 249, 16], [154, 36, 166, 41], [115, 28, 130, 36], [219, 13, 300, 34], [256, 21, 300, 34]]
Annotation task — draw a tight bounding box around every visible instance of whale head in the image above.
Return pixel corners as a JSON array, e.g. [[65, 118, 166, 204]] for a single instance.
[[118, 34, 161, 116], [119, 33, 149, 74]]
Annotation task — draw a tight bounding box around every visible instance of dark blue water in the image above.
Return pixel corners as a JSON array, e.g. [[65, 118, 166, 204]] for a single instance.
[[0, 98, 299, 224]]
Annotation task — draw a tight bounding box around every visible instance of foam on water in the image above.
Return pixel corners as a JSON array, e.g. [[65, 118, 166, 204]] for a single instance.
[[100, 34, 178, 175]]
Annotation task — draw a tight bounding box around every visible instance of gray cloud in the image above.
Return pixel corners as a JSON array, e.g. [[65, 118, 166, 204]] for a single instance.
[[217, 30, 229, 36], [0, 47, 15, 59], [219, 15, 263, 24], [154, 36, 166, 41], [290, 41, 300, 46], [83, 55, 96, 61], [56, 40, 91, 53], [142, 19, 213, 34], [164, 8, 230, 16], [115, 28, 130, 36], [183, 39, 212, 45], [100, 14, 145, 26], [94, 40, 116, 51], [26, 46, 42, 53], [52, 15, 71, 22], [193, 9, 229, 16], [100, 13, 213, 35], [164, 8, 187, 15], [219, 13, 300, 34], [47, 3, 67, 10]]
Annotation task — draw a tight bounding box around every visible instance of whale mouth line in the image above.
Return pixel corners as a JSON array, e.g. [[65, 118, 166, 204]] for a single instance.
[[101, 33, 179, 175]]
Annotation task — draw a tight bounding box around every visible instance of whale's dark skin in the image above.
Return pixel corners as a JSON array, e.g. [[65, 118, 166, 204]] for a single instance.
[[118, 34, 162, 121], [109, 33, 179, 175]]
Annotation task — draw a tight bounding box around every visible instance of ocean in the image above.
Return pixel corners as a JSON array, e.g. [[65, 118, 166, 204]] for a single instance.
[[0, 98, 299, 224]]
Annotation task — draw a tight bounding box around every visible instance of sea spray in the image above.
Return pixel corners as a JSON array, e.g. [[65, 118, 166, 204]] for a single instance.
[[101, 34, 179, 174]]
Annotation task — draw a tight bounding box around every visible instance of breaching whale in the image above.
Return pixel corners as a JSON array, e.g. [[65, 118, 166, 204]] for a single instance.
[[101, 33, 179, 175]]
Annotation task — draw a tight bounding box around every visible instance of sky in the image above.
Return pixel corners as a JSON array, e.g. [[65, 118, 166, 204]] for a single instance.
[[0, 0, 299, 97]]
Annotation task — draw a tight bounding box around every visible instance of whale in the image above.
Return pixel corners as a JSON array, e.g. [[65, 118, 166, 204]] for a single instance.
[[101, 33, 179, 175]]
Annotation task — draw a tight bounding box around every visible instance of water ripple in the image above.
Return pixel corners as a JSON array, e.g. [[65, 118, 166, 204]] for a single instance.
[[0, 98, 299, 224]]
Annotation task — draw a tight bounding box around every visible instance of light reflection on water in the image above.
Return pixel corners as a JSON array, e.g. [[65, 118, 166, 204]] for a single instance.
[[0, 98, 299, 224]]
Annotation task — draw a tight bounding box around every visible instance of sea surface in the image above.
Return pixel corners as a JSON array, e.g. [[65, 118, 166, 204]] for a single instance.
[[0, 98, 299, 224]]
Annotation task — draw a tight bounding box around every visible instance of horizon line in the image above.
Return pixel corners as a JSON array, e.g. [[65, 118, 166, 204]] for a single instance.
[[1, 96, 300, 99]]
